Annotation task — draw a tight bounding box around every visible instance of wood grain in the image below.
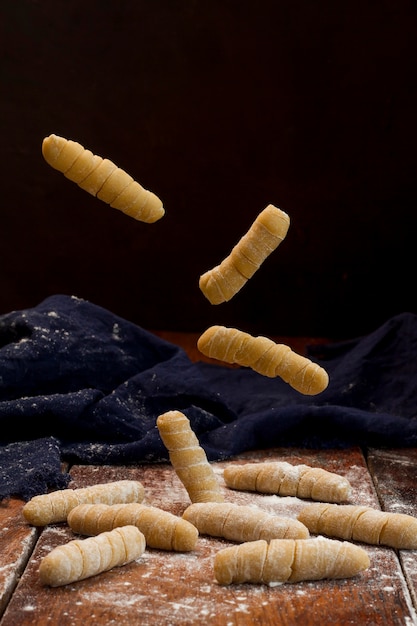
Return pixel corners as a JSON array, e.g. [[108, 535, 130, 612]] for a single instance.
[[0, 498, 39, 615], [1, 448, 417, 625], [367, 448, 417, 612]]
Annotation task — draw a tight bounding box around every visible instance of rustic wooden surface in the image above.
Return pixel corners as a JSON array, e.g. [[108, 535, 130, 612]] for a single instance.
[[1, 448, 417, 626], [1, 334, 416, 625]]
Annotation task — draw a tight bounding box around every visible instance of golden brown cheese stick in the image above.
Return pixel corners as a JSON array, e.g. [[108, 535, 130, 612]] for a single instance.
[[39, 525, 145, 587], [223, 461, 351, 503], [42, 134, 164, 223], [199, 205, 290, 304], [197, 326, 329, 395], [23, 480, 145, 526], [297, 503, 417, 549], [182, 502, 309, 542], [156, 410, 224, 503], [214, 536, 370, 585], [67, 502, 198, 552]]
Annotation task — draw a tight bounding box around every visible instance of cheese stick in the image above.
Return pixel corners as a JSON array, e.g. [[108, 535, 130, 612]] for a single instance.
[[23, 480, 145, 526], [223, 461, 351, 502], [197, 325, 329, 395], [67, 502, 198, 551], [39, 526, 145, 587], [156, 410, 224, 503], [214, 536, 370, 585], [197, 326, 329, 395], [42, 134, 164, 223], [298, 503, 417, 549], [199, 205, 290, 304], [182, 502, 309, 542]]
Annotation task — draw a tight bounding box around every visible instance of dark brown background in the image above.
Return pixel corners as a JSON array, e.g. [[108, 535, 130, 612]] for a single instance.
[[1, 0, 416, 339]]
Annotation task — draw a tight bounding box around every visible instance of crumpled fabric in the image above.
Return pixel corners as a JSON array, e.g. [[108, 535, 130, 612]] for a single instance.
[[0, 294, 416, 500]]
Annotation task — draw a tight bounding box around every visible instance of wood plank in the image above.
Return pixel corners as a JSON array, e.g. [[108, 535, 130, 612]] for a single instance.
[[0, 498, 39, 617], [367, 448, 417, 516], [0, 461, 71, 619], [2, 448, 416, 625], [367, 448, 417, 612]]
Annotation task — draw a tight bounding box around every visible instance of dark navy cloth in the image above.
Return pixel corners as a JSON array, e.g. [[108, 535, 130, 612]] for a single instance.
[[0, 294, 416, 500]]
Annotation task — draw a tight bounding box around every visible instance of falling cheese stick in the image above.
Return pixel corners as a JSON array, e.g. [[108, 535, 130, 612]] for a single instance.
[[197, 325, 329, 395], [199, 205, 290, 304], [42, 134, 164, 223]]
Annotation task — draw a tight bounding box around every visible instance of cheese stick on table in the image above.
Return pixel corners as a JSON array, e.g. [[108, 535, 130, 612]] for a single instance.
[[223, 461, 351, 502], [157, 410, 224, 503], [68, 502, 199, 551], [182, 502, 309, 541], [298, 503, 417, 549], [214, 536, 370, 585], [39, 526, 145, 587], [23, 480, 145, 526]]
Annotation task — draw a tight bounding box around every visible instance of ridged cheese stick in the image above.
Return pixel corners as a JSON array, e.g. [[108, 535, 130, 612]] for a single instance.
[[39, 525, 145, 587], [156, 410, 224, 503], [199, 205, 290, 304], [214, 536, 370, 585], [198, 326, 329, 395], [298, 503, 417, 549], [23, 480, 145, 526], [223, 461, 351, 502], [182, 502, 309, 542], [67, 503, 198, 552], [42, 134, 164, 223]]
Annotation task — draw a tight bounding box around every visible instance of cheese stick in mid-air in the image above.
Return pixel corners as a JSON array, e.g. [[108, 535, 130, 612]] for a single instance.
[[199, 204, 290, 304], [42, 134, 164, 223], [197, 325, 329, 395]]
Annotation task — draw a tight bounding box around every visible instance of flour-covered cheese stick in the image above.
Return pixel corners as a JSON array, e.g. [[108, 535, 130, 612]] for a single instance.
[[199, 205, 290, 304], [156, 410, 224, 503], [23, 480, 145, 526], [214, 536, 370, 585], [42, 134, 164, 223], [39, 525, 145, 587], [182, 502, 309, 542], [223, 461, 351, 502], [298, 503, 417, 549], [197, 326, 329, 395], [68, 502, 198, 551]]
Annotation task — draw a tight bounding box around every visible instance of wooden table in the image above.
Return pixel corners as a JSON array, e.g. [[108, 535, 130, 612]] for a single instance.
[[1, 333, 416, 626]]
